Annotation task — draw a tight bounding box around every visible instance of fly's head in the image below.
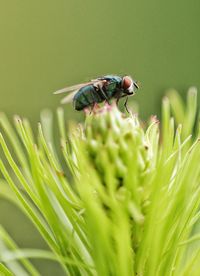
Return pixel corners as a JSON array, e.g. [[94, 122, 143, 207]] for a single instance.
[[122, 76, 139, 95]]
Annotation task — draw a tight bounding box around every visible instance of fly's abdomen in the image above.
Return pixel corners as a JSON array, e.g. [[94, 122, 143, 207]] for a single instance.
[[73, 85, 103, 110]]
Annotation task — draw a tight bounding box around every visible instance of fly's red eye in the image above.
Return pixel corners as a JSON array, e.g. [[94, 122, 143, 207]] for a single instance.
[[122, 76, 132, 90]]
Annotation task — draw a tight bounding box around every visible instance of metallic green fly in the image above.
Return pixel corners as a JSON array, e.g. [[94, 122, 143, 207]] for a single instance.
[[54, 75, 139, 111]]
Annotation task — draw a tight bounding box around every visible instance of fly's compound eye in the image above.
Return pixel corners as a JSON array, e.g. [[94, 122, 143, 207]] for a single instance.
[[122, 76, 134, 92]]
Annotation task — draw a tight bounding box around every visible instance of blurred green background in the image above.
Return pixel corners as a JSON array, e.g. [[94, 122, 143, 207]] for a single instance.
[[0, 0, 200, 274]]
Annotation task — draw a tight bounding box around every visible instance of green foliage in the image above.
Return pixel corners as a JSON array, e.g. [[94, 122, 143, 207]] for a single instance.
[[0, 88, 200, 275]]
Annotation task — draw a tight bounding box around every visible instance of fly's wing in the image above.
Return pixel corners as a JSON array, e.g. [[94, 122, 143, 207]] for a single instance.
[[54, 78, 108, 104], [53, 81, 94, 95], [54, 81, 96, 105], [60, 90, 79, 104]]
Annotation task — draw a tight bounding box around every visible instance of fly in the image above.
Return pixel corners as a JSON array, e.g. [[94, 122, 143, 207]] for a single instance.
[[54, 75, 139, 111]]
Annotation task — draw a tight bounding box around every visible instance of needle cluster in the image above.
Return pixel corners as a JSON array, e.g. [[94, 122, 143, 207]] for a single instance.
[[0, 88, 200, 276]]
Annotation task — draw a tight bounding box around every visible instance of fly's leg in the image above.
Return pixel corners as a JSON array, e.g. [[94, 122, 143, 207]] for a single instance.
[[90, 102, 100, 113], [83, 107, 90, 115], [93, 102, 100, 109], [84, 105, 96, 114], [98, 85, 111, 105], [124, 96, 130, 113], [124, 92, 134, 113], [122, 92, 134, 112], [116, 94, 128, 106]]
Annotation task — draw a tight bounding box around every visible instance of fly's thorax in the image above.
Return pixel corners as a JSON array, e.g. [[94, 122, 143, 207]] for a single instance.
[[103, 78, 122, 99], [104, 82, 116, 98]]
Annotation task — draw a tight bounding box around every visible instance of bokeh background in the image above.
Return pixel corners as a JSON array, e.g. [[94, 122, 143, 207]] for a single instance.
[[0, 0, 200, 274]]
